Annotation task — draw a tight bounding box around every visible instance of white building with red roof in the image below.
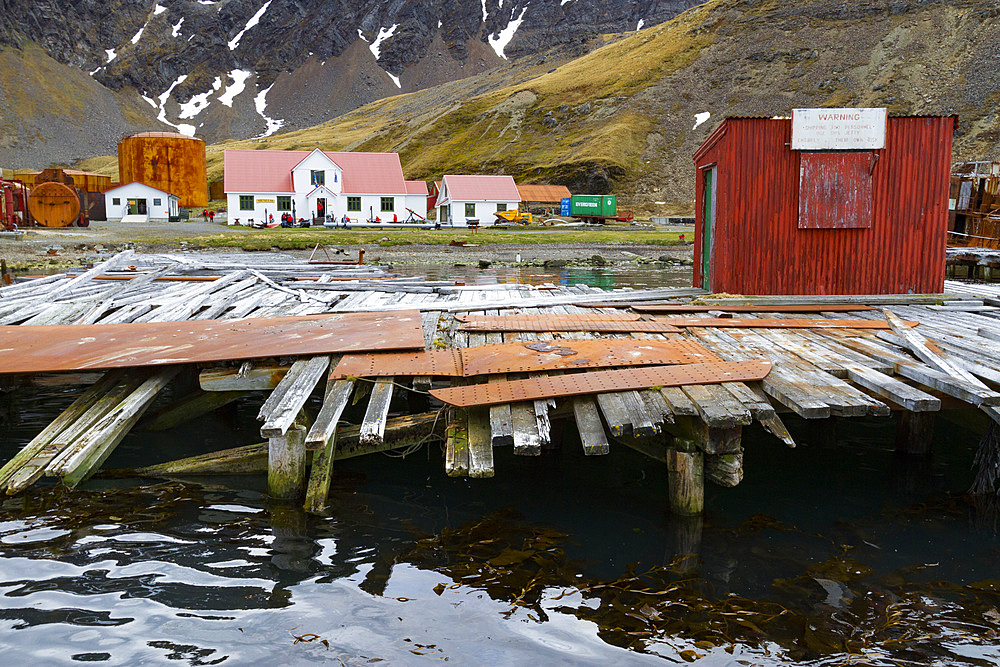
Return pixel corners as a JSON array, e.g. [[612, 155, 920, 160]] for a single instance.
[[435, 175, 521, 227], [223, 148, 427, 225]]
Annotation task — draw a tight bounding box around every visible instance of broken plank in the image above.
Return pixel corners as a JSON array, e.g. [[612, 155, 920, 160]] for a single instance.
[[359, 378, 394, 446], [304, 379, 355, 451], [260, 356, 331, 438], [467, 407, 495, 478], [445, 409, 470, 477], [572, 397, 610, 455]]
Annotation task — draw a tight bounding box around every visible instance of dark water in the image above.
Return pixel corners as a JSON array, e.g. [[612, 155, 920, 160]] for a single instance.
[[1, 269, 999, 664]]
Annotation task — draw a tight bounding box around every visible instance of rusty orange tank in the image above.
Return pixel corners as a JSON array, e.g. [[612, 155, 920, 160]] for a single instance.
[[28, 182, 81, 227], [118, 131, 208, 208]]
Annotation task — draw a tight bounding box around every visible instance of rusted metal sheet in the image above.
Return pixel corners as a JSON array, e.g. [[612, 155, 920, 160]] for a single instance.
[[798, 152, 873, 229], [330, 340, 720, 378], [457, 316, 681, 333], [430, 361, 773, 407], [693, 116, 956, 295], [0, 311, 425, 374], [454, 313, 639, 323], [463, 339, 719, 375], [632, 304, 876, 313], [331, 350, 463, 379], [660, 318, 916, 329]]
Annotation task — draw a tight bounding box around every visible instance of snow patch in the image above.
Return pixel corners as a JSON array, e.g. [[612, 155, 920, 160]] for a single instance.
[[561, 0, 572, 5], [636, 19, 644, 31], [369, 24, 397, 60], [154, 4, 166, 15], [178, 77, 223, 119], [385, 70, 401, 88], [693, 111, 711, 130], [105, 48, 117, 63], [253, 85, 285, 138], [229, 0, 272, 51], [437, 20, 442, 28], [488, 5, 528, 60], [141, 94, 158, 109], [172, 17, 184, 37], [481, 0, 488, 22], [154, 75, 197, 137], [197, 0, 216, 4], [131, 26, 145, 44], [89, 67, 102, 76], [357, 28, 367, 42], [218, 70, 252, 107]]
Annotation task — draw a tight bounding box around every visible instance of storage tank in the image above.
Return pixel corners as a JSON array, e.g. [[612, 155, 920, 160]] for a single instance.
[[118, 131, 208, 208], [27, 169, 88, 227]]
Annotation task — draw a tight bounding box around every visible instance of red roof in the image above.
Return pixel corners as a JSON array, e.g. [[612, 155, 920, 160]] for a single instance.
[[224, 149, 407, 194], [516, 184, 571, 203], [405, 180, 428, 195], [440, 175, 520, 203]]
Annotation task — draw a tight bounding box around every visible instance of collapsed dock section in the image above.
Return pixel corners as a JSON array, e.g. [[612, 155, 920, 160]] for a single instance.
[[1, 251, 999, 517]]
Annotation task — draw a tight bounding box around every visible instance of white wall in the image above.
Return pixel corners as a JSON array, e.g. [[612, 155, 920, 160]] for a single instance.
[[226, 193, 411, 224], [291, 151, 342, 195], [437, 200, 520, 227], [105, 183, 177, 221]]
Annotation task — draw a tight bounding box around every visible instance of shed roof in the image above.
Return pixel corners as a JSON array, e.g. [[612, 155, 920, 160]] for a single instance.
[[516, 184, 571, 203], [224, 149, 408, 195], [104, 181, 175, 196], [440, 175, 520, 203], [405, 180, 429, 195]]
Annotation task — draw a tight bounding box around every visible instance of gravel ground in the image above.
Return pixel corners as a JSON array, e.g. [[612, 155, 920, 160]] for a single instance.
[[0, 219, 695, 273]]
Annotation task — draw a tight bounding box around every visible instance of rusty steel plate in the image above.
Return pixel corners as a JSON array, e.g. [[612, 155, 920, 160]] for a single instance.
[[454, 313, 640, 323], [0, 311, 426, 374], [659, 318, 916, 329], [460, 339, 720, 376], [430, 361, 773, 407], [632, 304, 877, 313], [331, 349, 463, 379], [458, 317, 681, 333]]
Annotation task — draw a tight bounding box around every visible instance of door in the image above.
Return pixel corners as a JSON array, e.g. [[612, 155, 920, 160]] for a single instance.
[[128, 199, 137, 215], [317, 198, 326, 219], [702, 167, 716, 290], [138, 199, 147, 215]]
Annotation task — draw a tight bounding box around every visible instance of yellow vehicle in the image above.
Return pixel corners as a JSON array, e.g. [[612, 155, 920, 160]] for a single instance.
[[493, 209, 533, 225]]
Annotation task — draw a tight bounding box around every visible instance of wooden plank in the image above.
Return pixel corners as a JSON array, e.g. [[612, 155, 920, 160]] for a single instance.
[[304, 379, 355, 451], [59, 367, 181, 488], [268, 425, 307, 500], [359, 378, 394, 446], [659, 386, 699, 416], [0, 370, 124, 491], [488, 376, 515, 447], [721, 382, 775, 420], [511, 401, 542, 455], [200, 363, 289, 391], [596, 392, 634, 437], [706, 450, 743, 487], [572, 397, 610, 455], [467, 407, 495, 478], [681, 383, 752, 428], [666, 449, 704, 516], [259, 356, 331, 438], [429, 361, 773, 407], [841, 363, 940, 412], [660, 317, 916, 329]]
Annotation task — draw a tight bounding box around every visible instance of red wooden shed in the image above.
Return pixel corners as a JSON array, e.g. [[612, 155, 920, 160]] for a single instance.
[[692, 112, 958, 295]]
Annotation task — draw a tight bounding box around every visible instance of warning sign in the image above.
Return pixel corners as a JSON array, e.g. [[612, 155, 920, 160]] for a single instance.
[[791, 108, 887, 150]]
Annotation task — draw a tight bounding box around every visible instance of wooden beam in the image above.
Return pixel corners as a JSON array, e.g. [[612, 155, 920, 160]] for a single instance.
[[666, 449, 704, 516], [573, 397, 610, 455], [268, 425, 307, 500], [467, 407, 495, 478]]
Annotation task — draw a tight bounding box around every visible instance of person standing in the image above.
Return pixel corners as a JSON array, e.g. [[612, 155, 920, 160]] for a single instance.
[[208, 210, 215, 223]]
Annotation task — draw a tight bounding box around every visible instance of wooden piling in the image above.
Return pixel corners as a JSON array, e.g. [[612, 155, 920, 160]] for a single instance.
[[268, 425, 307, 500], [665, 449, 704, 516], [895, 411, 935, 456]]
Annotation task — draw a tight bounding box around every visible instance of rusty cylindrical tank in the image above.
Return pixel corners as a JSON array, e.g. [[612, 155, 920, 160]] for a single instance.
[[118, 131, 208, 209], [28, 182, 80, 227]]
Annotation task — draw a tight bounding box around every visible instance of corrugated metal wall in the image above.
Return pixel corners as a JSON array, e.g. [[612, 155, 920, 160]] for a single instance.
[[693, 116, 955, 295]]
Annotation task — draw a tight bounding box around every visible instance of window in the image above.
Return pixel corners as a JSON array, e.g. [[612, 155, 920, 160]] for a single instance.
[[239, 195, 254, 211], [153, 198, 161, 206], [380, 197, 394, 212], [347, 197, 361, 212], [465, 203, 476, 218], [310, 170, 325, 186], [277, 196, 291, 211], [112, 198, 120, 205], [496, 203, 507, 212]]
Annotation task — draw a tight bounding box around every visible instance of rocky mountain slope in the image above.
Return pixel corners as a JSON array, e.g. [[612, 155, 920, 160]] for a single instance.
[[0, 0, 698, 166], [177, 0, 998, 213]]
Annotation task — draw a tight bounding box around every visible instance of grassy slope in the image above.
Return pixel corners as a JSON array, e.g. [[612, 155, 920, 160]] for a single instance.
[[75, 0, 1000, 212]]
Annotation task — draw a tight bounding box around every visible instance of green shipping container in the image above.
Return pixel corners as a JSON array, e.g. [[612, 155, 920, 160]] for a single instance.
[[569, 194, 617, 218]]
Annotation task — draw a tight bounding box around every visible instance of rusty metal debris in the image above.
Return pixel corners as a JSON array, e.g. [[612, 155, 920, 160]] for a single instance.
[[454, 313, 639, 323], [658, 318, 916, 329], [331, 340, 719, 378], [429, 361, 773, 407], [457, 316, 682, 333], [460, 339, 720, 376], [631, 304, 877, 313], [0, 311, 426, 374], [331, 350, 464, 379]]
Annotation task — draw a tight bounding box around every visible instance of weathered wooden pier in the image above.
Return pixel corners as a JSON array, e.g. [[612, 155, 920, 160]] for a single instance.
[[2, 250, 1000, 516]]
